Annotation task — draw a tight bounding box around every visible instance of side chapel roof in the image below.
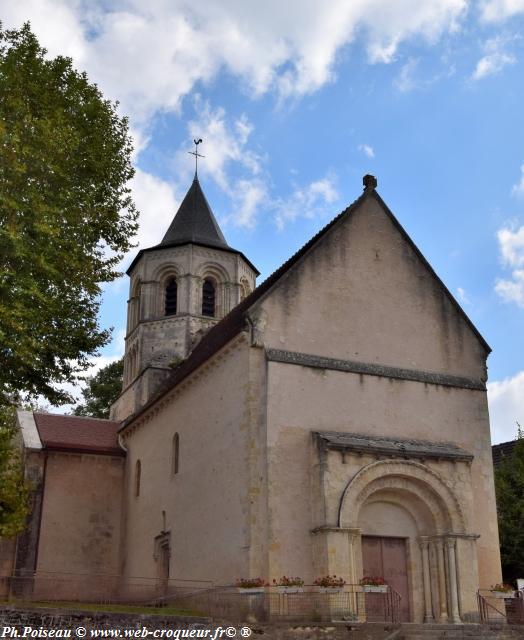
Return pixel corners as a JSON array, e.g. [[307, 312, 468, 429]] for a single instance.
[[121, 175, 491, 431], [33, 412, 123, 456]]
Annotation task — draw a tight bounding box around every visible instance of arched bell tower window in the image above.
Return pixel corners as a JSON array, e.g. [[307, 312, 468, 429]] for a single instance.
[[202, 279, 216, 317], [165, 278, 178, 316]]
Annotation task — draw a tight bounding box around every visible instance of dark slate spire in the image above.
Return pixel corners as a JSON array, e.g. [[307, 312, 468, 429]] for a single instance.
[[160, 177, 229, 249]]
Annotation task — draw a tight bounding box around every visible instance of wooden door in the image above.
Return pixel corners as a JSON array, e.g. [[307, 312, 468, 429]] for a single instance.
[[362, 536, 410, 622]]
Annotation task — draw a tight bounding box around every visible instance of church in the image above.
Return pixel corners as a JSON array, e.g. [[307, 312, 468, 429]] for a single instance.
[[3, 173, 502, 624]]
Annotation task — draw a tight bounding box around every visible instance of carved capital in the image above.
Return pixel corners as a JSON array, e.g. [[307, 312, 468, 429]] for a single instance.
[[246, 307, 268, 347], [445, 537, 456, 550], [418, 536, 430, 550]]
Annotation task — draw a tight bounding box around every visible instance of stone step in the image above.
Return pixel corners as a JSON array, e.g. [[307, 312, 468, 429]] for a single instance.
[[400, 623, 498, 640]]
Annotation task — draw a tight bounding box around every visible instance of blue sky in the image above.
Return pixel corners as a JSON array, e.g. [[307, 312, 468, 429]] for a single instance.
[[4, 0, 524, 442]]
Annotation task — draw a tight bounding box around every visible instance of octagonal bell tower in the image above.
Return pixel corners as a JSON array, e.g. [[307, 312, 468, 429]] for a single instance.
[[110, 176, 259, 421]]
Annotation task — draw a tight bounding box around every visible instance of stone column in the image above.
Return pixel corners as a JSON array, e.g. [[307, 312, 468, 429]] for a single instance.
[[434, 539, 448, 622], [419, 538, 434, 623], [445, 538, 461, 624], [311, 526, 361, 584], [141, 281, 157, 320]]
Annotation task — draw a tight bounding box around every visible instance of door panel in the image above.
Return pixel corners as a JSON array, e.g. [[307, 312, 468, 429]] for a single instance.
[[362, 535, 410, 622]]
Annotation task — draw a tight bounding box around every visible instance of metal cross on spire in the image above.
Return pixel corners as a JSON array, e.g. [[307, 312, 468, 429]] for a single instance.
[[188, 138, 204, 177]]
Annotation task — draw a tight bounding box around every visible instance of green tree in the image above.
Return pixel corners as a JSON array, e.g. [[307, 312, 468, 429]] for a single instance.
[[74, 358, 124, 419], [0, 23, 138, 407], [494, 426, 524, 582], [0, 23, 137, 536], [0, 406, 28, 537]]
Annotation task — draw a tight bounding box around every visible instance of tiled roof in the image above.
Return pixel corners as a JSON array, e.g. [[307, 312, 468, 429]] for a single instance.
[[160, 177, 228, 249], [126, 178, 260, 275], [33, 413, 124, 456], [492, 440, 516, 467], [122, 178, 491, 430], [316, 431, 473, 462]]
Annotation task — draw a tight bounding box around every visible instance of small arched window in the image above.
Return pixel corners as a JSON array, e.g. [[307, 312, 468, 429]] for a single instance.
[[135, 459, 141, 497], [172, 433, 179, 476], [165, 278, 178, 316], [202, 279, 216, 317]]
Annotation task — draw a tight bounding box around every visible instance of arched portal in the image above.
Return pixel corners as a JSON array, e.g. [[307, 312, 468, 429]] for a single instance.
[[337, 460, 468, 624]]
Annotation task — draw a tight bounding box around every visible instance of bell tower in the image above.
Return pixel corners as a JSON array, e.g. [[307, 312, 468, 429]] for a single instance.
[[110, 175, 259, 421]]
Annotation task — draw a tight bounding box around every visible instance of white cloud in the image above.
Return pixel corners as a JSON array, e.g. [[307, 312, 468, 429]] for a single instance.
[[480, 0, 524, 22], [230, 179, 268, 228], [170, 101, 268, 227], [2, 0, 469, 130], [495, 224, 524, 306], [456, 287, 470, 303], [181, 101, 263, 193], [472, 50, 516, 79], [274, 176, 339, 230], [488, 371, 524, 443], [129, 168, 180, 254], [394, 58, 419, 92], [472, 35, 517, 80], [495, 269, 524, 306], [497, 225, 524, 266], [358, 144, 375, 158], [511, 164, 524, 197]]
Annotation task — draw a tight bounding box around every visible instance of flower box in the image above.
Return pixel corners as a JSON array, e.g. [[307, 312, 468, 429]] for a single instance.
[[277, 586, 304, 594], [490, 590, 515, 599], [363, 584, 388, 593], [318, 586, 343, 593], [237, 586, 265, 594]]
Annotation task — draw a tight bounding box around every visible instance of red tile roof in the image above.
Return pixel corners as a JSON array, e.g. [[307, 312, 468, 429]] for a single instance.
[[33, 413, 124, 456]]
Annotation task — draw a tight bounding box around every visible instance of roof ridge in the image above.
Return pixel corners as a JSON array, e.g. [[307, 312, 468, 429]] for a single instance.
[[370, 190, 491, 354], [34, 411, 118, 424]]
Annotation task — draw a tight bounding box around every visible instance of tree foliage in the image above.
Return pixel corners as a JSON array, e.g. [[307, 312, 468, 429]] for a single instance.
[[74, 358, 124, 419], [494, 427, 524, 582], [0, 23, 137, 538], [0, 23, 138, 407], [0, 406, 29, 537]]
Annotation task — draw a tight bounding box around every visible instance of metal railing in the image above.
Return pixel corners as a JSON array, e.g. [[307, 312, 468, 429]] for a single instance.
[[0, 574, 402, 624], [166, 585, 402, 623], [477, 589, 524, 625], [0, 573, 213, 606]]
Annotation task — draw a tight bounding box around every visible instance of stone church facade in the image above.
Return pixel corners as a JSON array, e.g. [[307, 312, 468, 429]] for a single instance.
[[3, 174, 501, 623]]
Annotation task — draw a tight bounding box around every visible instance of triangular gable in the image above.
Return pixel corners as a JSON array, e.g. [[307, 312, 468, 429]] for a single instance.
[[122, 177, 489, 428]]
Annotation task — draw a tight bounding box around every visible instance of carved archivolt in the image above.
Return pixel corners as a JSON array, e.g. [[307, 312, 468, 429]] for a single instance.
[[151, 263, 181, 283], [196, 261, 230, 283], [338, 459, 466, 534]]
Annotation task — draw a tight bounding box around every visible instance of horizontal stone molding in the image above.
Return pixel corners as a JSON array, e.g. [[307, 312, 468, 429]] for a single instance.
[[266, 349, 486, 391]]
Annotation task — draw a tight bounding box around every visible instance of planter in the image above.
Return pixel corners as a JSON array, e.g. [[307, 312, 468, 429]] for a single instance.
[[277, 586, 304, 594], [490, 590, 515, 599], [363, 584, 388, 593], [318, 586, 343, 593], [237, 587, 265, 594]]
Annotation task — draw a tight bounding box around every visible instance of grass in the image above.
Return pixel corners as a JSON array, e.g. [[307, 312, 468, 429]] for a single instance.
[[4, 600, 205, 617]]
